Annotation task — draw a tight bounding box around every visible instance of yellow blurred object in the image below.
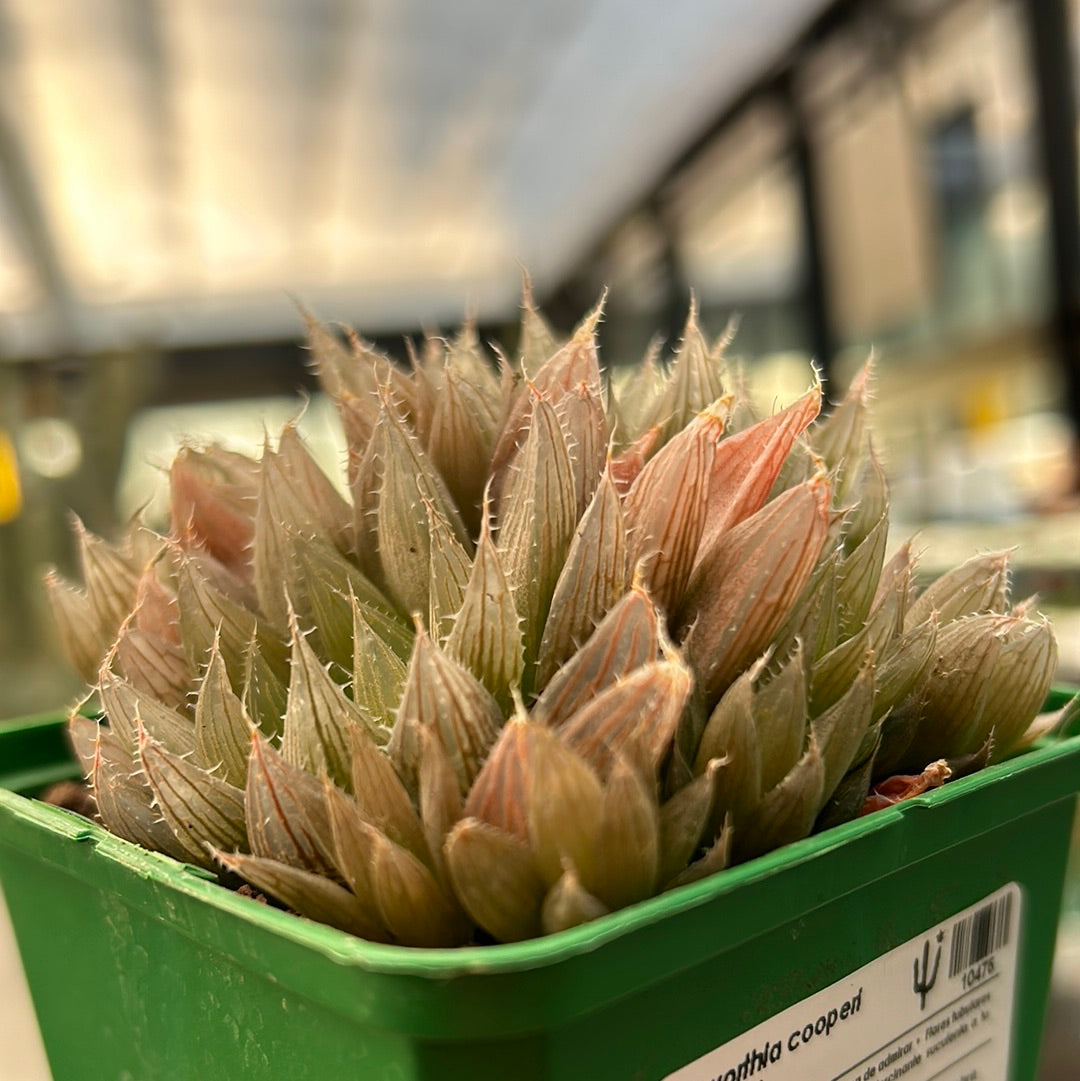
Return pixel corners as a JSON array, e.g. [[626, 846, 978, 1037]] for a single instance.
[[0, 430, 23, 523]]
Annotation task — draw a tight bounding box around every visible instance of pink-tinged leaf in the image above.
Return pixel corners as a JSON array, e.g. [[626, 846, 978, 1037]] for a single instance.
[[169, 445, 257, 580], [490, 296, 604, 484], [444, 817, 545, 943], [609, 425, 662, 498], [624, 398, 729, 614], [462, 715, 532, 843], [536, 467, 628, 687], [531, 587, 662, 728], [556, 656, 692, 779], [559, 379, 609, 518], [681, 475, 832, 701], [245, 733, 336, 877], [695, 384, 821, 563]]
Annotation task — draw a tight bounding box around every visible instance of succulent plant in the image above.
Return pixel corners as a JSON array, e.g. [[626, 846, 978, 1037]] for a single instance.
[[46, 285, 1064, 946]]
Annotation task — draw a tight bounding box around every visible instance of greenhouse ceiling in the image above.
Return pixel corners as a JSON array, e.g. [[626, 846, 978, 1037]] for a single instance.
[[0, 0, 827, 359]]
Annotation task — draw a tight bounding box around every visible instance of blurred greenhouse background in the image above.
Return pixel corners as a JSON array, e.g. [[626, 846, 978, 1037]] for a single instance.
[[1, 1, 1080, 1076]]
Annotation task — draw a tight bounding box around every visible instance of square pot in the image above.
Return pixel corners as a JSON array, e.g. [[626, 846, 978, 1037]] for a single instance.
[[1, 690, 1078, 1081]]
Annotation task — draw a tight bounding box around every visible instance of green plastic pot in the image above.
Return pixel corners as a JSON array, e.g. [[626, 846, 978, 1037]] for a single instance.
[[1, 690, 1078, 1081]]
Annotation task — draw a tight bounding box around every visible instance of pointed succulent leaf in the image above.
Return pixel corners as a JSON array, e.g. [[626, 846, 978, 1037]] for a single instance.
[[491, 297, 603, 482], [418, 727, 463, 886], [735, 734, 825, 862], [753, 643, 808, 792], [525, 723, 604, 887], [292, 536, 412, 670], [281, 610, 381, 787], [91, 726, 192, 860], [169, 445, 257, 578], [905, 551, 1011, 632], [44, 571, 112, 683], [195, 636, 255, 787], [586, 753, 660, 910], [609, 424, 662, 497], [560, 379, 609, 518], [659, 756, 726, 886], [114, 618, 190, 713], [556, 656, 692, 779], [428, 364, 498, 534], [531, 587, 661, 727], [835, 514, 889, 641], [215, 849, 388, 940], [623, 399, 728, 614], [390, 623, 504, 795], [810, 360, 873, 492], [245, 733, 336, 876], [540, 859, 610, 936], [74, 518, 143, 634], [905, 613, 1057, 766], [682, 475, 832, 700], [68, 709, 101, 778], [445, 817, 545, 943], [445, 503, 523, 709], [175, 555, 289, 694], [810, 658, 875, 801], [537, 467, 628, 687], [424, 493, 472, 645], [873, 615, 938, 721], [139, 726, 247, 869], [496, 394, 577, 679], [98, 672, 196, 757], [518, 272, 560, 373], [842, 444, 889, 552], [809, 626, 871, 718], [650, 301, 728, 442], [695, 383, 821, 561], [369, 827, 468, 947], [347, 726, 427, 860], [321, 780, 385, 922], [666, 825, 734, 890], [351, 601, 409, 728], [463, 716, 532, 843]]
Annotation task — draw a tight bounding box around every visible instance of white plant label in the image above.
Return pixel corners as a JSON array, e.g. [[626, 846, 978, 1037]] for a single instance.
[[666, 882, 1021, 1081]]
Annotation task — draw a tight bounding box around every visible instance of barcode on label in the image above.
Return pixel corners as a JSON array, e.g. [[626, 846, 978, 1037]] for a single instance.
[[948, 892, 1013, 977]]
